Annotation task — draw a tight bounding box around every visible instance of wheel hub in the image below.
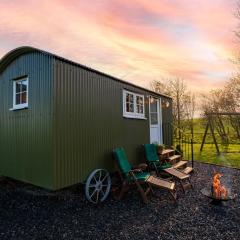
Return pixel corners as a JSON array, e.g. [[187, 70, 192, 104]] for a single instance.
[[96, 181, 102, 190]]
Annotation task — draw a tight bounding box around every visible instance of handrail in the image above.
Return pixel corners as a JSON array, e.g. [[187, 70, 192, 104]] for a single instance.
[[171, 124, 194, 168], [172, 123, 194, 142]]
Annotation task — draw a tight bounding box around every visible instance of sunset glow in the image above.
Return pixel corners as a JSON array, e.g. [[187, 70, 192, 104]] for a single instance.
[[0, 0, 238, 93]]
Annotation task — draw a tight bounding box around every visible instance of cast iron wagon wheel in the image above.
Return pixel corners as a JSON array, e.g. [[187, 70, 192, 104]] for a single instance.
[[85, 169, 111, 204]]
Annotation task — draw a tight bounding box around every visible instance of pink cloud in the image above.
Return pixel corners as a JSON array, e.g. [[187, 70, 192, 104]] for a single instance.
[[0, 0, 238, 94]]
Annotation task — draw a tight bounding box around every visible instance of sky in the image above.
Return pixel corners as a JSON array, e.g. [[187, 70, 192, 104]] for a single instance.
[[0, 0, 239, 94]]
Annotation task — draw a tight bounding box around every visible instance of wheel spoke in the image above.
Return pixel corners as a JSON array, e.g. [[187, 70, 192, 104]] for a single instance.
[[88, 184, 97, 188], [100, 189, 105, 197], [101, 174, 108, 182], [98, 170, 102, 181], [96, 190, 100, 202], [90, 189, 97, 199]]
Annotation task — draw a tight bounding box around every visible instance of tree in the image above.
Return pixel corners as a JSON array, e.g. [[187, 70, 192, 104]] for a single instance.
[[223, 77, 240, 138], [151, 78, 195, 137]]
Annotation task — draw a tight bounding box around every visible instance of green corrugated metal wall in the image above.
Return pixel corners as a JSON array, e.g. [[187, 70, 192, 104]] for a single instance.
[[0, 47, 172, 190], [52, 59, 172, 189], [0, 52, 54, 189]]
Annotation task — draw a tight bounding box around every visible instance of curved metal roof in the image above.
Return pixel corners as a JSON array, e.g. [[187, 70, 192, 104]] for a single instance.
[[0, 46, 39, 74], [0, 46, 171, 99]]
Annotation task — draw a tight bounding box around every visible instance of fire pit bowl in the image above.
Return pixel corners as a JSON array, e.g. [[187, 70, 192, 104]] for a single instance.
[[201, 172, 237, 204], [201, 188, 236, 204]]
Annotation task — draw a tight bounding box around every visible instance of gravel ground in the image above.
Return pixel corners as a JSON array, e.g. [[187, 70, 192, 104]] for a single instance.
[[0, 162, 240, 240]]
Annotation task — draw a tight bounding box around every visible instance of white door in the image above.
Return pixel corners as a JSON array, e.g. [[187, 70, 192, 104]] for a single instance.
[[149, 96, 163, 144]]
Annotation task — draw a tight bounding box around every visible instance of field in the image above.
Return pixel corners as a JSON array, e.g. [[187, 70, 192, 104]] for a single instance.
[[178, 118, 240, 168], [193, 143, 240, 168]]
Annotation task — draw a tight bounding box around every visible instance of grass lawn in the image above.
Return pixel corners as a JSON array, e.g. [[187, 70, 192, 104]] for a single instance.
[[178, 118, 240, 169], [193, 143, 240, 168]]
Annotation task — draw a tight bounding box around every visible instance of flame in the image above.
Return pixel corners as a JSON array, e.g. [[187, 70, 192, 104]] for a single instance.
[[212, 173, 228, 199]]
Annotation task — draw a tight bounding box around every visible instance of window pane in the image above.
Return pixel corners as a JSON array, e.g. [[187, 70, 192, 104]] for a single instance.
[[21, 80, 27, 92], [137, 105, 143, 114], [136, 96, 143, 105], [150, 113, 158, 124], [150, 98, 158, 112], [126, 93, 134, 103], [16, 82, 21, 93], [21, 92, 27, 104], [126, 103, 134, 113], [16, 93, 21, 105]]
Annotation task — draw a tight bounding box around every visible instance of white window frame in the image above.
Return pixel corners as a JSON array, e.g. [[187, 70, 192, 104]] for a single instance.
[[11, 77, 29, 110], [123, 90, 145, 119]]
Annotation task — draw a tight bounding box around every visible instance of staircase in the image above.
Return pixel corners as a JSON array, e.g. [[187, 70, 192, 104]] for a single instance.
[[158, 148, 193, 174]]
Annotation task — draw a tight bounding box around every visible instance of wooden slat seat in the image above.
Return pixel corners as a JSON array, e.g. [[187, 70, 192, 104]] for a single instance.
[[164, 167, 190, 180], [147, 175, 175, 190], [162, 167, 192, 192]]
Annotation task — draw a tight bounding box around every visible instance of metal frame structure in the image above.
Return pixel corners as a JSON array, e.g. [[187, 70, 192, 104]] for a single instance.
[[200, 112, 240, 154]]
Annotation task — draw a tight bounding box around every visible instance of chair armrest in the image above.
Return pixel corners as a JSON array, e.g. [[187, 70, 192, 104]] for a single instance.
[[133, 163, 148, 171], [128, 169, 141, 181], [129, 168, 142, 173]]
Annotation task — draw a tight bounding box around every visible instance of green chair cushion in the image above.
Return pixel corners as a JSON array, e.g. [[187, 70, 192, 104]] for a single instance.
[[113, 147, 132, 176], [144, 144, 172, 170], [114, 147, 150, 181], [144, 144, 159, 163]]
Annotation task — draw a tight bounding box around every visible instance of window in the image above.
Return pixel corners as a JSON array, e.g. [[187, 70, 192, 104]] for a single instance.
[[123, 90, 145, 119], [12, 77, 28, 110], [150, 97, 159, 125]]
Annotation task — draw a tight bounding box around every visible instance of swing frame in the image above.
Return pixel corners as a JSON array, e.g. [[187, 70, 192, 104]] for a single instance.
[[200, 112, 240, 154]]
